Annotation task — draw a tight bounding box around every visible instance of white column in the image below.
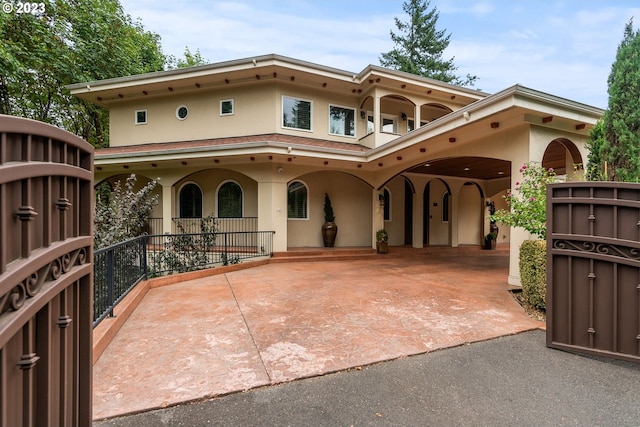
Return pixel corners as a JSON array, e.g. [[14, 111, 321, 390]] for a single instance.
[[161, 183, 173, 234], [258, 180, 288, 252]]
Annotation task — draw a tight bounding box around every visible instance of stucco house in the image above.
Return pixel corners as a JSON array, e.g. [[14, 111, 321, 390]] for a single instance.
[[68, 53, 603, 285]]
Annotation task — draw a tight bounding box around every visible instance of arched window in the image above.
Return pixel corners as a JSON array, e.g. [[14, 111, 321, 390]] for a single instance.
[[442, 191, 450, 222], [383, 188, 391, 221], [217, 181, 243, 218], [179, 183, 202, 218], [288, 181, 308, 219]]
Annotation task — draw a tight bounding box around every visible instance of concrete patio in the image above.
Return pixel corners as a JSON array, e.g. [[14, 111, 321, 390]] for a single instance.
[[92, 249, 544, 421]]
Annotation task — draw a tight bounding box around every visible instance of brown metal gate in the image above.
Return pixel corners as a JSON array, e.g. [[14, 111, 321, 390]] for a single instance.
[[0, 115, 93, 426], [547, 182, 640, 363]]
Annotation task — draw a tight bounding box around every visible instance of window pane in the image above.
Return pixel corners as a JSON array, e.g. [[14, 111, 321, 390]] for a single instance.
[[382, 117, 397, 133], [180, 184, 202, 218], [283, 97, 311, 130], [221, 99, 233, 115], [329, 105, 355, 136], [288, 181, 307, 219], [135, 110, 147, 124], [367, 114, 374, 135], [218, 182, 242, 217]]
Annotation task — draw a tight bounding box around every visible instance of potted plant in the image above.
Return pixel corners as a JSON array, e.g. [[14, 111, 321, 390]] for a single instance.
[[484, 231, 497, 250], [321, 193, 337, 247], [376, 229, 389, 254]]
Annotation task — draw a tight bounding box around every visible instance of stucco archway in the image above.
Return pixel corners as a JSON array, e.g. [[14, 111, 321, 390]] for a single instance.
[[542, 138, 584, 178], [458, 182, 484, 245]]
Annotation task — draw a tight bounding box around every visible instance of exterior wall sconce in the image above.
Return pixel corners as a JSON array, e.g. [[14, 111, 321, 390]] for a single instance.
[[378, 194, 385, 207], [401, 112, 407, 121], [360, 110, 366, 119]]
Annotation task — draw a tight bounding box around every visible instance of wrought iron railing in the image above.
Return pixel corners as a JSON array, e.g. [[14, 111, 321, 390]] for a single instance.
[[93, 237, 147, 327], [146, 217, 258, 234], [93, 230, 274, 327]]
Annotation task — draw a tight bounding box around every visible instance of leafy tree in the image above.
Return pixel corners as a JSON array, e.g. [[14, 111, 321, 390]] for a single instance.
[[380, 0, 477, 87], [0, 0, 166, 147], [492, 162, 557, 240], [94, 175, 159, 249], [166, 47, 208, 69], [586, 19, 640, 181]]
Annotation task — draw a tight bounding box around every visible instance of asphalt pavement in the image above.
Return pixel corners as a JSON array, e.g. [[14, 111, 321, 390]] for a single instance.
[[93, 329, 640, 427]]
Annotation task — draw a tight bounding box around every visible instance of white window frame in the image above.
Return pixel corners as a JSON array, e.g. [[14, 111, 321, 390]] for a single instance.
[[135, 109, 147, 125], [176, 105, 189, 121], [287, 180, 309, 220], [220, 99, 234, 116], [282, 95, 313, 132], [381, 113, 398, 133], [328, 104, 356, 137]]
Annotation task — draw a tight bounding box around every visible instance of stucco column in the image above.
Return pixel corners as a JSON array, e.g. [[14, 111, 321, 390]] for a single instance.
[[415, 104, 421, 129], [258, 180, 288, 252], [373, 95, 380, 140], [160, 183, 174, 234], [372, 189, 384, 248]]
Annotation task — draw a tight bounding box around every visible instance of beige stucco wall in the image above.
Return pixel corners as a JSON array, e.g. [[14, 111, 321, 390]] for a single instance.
[[287, 171, 372, 247], [108, 82, 383, 147], [107, 80, 473, 148]]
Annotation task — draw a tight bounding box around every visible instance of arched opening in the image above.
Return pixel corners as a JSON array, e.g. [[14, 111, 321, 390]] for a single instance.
[[179, 183, 203, 218], [217, 180, 243, 218], [420, 103, 453, 124], [424, 178, 451, 246], [458, 182, 484, 245], [542, 138, 583, 178]]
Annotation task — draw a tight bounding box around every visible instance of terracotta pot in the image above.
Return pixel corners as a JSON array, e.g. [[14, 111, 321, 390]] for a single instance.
[[376, 241, 388, 254], [321, 222, 337, 247]]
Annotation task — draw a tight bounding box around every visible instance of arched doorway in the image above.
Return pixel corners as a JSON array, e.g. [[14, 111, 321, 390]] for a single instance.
[[423, 178, 451, 246], [458, 182, 484, 245]]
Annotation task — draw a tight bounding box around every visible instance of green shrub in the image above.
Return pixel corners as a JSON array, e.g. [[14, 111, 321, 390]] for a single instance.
[[519, 240, 546, 310]]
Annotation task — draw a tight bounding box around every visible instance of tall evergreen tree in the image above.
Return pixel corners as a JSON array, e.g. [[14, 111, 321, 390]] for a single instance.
[[586, 19, 640, 181], [380, 0, 477, 87]]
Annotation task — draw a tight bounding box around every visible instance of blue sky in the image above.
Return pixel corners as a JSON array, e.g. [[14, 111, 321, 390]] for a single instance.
[[119, 0, 640, 109]]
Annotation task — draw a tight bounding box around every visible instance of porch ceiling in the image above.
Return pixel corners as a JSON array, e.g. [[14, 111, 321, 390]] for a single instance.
[[407, 157, 511, 180]]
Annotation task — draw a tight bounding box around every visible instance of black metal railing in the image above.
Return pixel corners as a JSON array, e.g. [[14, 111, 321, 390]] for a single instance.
[[146, 217, 258, 234], [93, 230, 274, 327], [93, 237, 147, 327]]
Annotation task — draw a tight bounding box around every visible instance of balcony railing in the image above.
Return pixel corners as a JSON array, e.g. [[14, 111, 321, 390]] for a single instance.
[[93, 229, 274, 327]]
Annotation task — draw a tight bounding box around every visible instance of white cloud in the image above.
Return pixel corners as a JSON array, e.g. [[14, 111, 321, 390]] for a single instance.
[[118, 0, 640, 109]]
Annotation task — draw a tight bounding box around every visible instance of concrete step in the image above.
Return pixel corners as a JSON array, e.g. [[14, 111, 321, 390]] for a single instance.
[[271, 247, 378, 263]]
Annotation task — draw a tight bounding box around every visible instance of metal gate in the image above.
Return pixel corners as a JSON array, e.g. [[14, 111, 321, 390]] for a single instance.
[[547, 182, 640, 363], [0, 115, 93, 425]]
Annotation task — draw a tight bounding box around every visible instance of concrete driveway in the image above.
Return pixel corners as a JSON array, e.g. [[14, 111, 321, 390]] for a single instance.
[[92, 252, 543, 420]]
